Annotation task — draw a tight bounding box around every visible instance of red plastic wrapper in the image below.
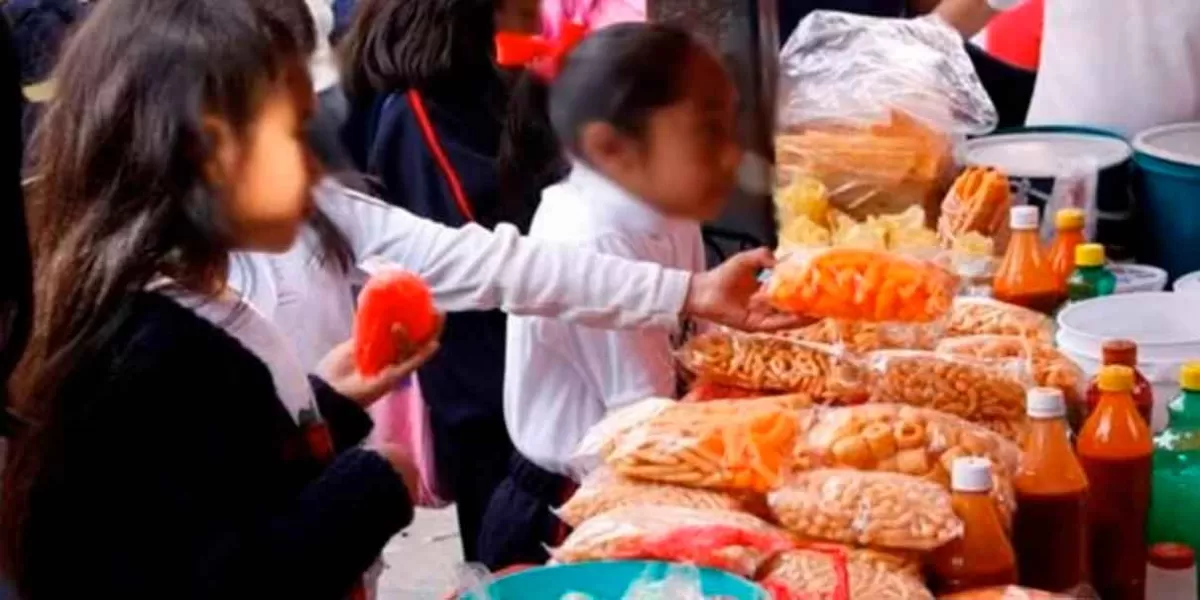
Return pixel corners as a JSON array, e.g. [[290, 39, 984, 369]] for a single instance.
[[681, 378, 764, 403], [552, 506, 795, 578], [353, 269, 438, 375]]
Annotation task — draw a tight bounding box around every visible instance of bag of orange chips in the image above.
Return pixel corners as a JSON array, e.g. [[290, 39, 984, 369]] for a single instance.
[[768, 248, 958, 323]]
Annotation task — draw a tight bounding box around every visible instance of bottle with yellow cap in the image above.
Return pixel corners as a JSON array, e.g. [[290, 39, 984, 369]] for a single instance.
[[1048, 208, 1087, 287], [1149, 362, 1200, 569], [1078, 364, 1154, 600], [1066, 243, 1117, 303]]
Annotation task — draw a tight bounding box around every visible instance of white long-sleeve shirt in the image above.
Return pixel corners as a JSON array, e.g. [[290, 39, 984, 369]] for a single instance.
[[1026, 0, 1200, 137], [228, 181, 691, 369], [305, 0, 339, 93], [504, 164, 705, 477]]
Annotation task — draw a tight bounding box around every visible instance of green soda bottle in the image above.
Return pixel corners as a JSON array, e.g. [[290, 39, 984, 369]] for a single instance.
[[1066, 243, 1116, 303], [1149, 362, 1200, 577]]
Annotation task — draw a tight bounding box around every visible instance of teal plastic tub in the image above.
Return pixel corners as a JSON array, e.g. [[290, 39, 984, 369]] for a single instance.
[[1133, 122, 1200, 281], [457, 561, 768, 600]]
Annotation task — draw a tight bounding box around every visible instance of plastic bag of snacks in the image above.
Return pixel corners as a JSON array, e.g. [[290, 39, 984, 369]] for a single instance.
[[582, 397, 804, 493], [793, 404, 1020, 524], [555, 467, 766, 528], [937, 167, 1012, 251], [678, 330, 869, 403], [866, 350, 1029, 434], [791, 541, 923, 580], [767, 248, 958, 323], [936, 335, 1085, 411], [760, 547, 934, 600], [775, 11, 995, 221], [680, 378, 763, 403], [938, 587, 1086, 599], [552, 506, 795, 578], [768, 469, 962, 551], [945, 298, 1053, 341], [786, 318, 943, 352]]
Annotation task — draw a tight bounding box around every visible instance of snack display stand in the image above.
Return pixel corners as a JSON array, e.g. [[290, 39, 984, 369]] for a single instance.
[[449, 9, 1200, 600]]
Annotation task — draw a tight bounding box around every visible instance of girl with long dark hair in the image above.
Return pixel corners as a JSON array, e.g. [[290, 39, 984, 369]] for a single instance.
[[0, 0, 434, 596]]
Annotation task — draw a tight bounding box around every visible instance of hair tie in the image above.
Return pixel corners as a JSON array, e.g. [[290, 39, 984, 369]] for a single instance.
[[495, 20, 589, 81]]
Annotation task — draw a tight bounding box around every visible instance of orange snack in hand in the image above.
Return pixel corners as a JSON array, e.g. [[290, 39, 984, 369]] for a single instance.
[[768, 248, 957, 322]]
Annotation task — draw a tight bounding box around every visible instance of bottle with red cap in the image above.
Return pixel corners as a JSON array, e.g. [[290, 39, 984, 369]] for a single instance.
[[1082, 339, 1154, 431], [1146, 543, 1197, 600], [931, 457, 1018, 595]]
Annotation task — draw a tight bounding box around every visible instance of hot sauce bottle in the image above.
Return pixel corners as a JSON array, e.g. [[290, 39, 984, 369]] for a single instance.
[[931, 457, 1018, 595], [993, 205, 1063, 314], [1048, 207, 1086, 288], [1013, 387, 1089, 592], [1078, 365, 1153, 600], [1084, 340, 1154, 430]]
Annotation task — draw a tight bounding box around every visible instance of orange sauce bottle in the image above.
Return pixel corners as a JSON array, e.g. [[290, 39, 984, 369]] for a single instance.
[[1084, 340, 1154, 430], [1013, 387, 1089, 592], [931, 457, 1018, 595], [1078, 365, 1153, 600], [993, 206, 1063, 314], [1048, 208, 1086, 288]]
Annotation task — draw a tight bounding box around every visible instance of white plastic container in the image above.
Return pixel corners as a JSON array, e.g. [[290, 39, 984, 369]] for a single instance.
[[1110, 264, 1168, 294], [1175, 270, 1200, 293], [1057, 292, 1200, 430]]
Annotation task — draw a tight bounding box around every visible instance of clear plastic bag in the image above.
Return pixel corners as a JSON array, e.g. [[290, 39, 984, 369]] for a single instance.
[[936, 335, 1086, 413], [776, 12, 996, 220], [555, 467, 767, 528], [621, 563, 707, 600], [1037, 157, 1100, 244], [786, 318, 944, 352], [767, 469, 962, 551], [761, 547, 934, 600], [793, 404, 1020, 525], [945, 297, 1053, 341], [767, 248, 958, 323], [680, 378, 767, 403], [551, 506, 795, 578], [938, 167, 1013, 252], [867, 350, 1031, 432], [585, 396, 805, 493], [678, 330, 870, 403]]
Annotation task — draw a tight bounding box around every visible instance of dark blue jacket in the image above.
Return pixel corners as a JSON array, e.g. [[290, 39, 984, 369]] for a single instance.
[[21, 293, 411, 599], [345, 86, 510, 427], [3, 0, 87, 84]]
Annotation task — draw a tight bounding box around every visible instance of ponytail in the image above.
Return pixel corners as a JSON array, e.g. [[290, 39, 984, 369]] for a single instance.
[[496, 71, 567, 233]]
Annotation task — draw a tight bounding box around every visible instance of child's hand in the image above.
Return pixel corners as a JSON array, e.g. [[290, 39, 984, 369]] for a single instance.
[[685, 248, 813, 332], [369, 442, 420, 504], [317, 315, 444, 407]]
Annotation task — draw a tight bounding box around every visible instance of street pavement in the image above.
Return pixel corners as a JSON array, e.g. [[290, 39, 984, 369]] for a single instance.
[[377, 507, 465, 599]]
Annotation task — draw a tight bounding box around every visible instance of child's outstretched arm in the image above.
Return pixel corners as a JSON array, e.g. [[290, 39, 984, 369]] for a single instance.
[[321, 182, 804, 332]]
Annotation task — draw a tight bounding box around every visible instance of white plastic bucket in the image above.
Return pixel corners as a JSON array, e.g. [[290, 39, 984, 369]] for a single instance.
[[1057, 292, 1200, 430], [1175, 270, 1200, 293]]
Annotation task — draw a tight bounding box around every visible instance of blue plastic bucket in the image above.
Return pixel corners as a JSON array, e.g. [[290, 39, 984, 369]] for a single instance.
[[457, 561, 768, 600], [960, 126, 1135, 259], [1133, 122, 1200, 281]]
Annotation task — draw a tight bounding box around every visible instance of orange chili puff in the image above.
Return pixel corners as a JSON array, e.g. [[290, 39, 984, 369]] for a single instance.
[[769, 248, 957, 323]]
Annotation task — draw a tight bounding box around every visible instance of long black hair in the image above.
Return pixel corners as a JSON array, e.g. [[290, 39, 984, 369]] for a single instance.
[[498, 23, 701, 217], [1, 0, 313, 586], [339, 0, 498, 99], [0, 10, 32, 434]]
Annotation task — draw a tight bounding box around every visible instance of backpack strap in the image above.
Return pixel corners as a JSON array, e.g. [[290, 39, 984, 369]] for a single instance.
[[405, 90, 475, 223]]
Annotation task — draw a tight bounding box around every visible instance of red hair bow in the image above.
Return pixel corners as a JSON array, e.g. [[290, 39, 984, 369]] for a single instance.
[[495, 21, 589, 81]]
